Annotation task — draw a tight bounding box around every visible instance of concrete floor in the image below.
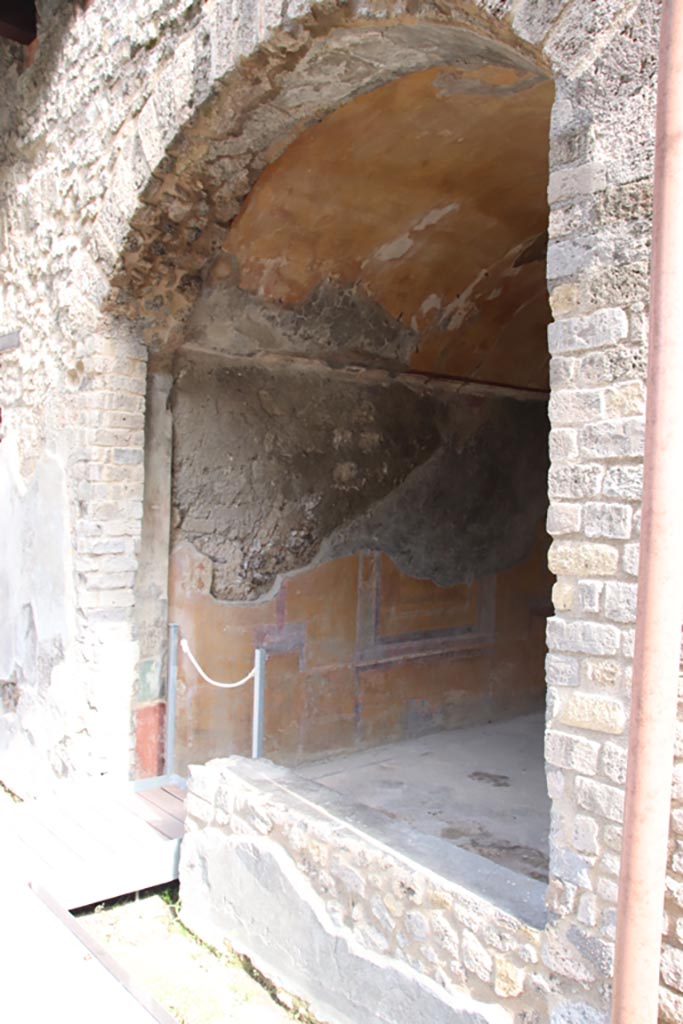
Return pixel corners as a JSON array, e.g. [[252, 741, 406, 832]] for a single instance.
[[299, 711, 550, 882]]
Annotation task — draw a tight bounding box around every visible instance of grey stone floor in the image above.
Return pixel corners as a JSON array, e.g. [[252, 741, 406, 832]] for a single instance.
[[299, 711, 550, 881]]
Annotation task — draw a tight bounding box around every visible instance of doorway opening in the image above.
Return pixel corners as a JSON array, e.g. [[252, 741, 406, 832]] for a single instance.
[[167, 41, 554, 888]]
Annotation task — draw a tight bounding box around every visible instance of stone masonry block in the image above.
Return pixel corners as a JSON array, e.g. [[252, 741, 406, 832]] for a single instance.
[[577, 893, 599, 927], [172, 34, 197, 118], [83, 570, 137, 590], [547, 237, 589, 281], [597, 877, 619, 904], [549, 465, 604, 500], [605, 382, 646, 418], [621, 628, 635, 659], [550, 126, 589, 169], [550, 390, 604, 427], [601, 742, 627, 785], [493, 958, 525, 999], [549, 428, 579, 461], [545, 730, 600, 775], [462, 930, 493, 984], [600, 851, 620, 877], [206, 0, 236, 81], [549, 541, 619, 577], [660, 986, 683, 1024], [603, 581, 638, 624], [549, 163, 608, 205], [576, 348, 646, 389], [622, 543, 640, 576], [547, 309, 628, 355], [672, 764, 683, 803], [547, 618, 621, 656], [136, 96, 166, 172], [546, 654, 580, 688], [578, 418, 645, 460], [661, 944, 683, 991], [567, 925, 614, 978], [546, 878, 578, 917], [549, 356, 577, 389], [555, 692, 626, 735], [577, 580, 603, 615], [572, 815, 600, 856], [575, 777, 625, 823], [547, 763, 564, 798], [603, 824, 623, 852], [552, 580, 575, 612], [542, 931, 595, 985], [581, 654, 622, 688], [548, 503, 582, 536], [583, 502, 632, 540]]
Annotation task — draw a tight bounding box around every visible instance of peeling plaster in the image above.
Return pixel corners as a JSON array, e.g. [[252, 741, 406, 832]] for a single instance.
[[171, 353, 549, 602]]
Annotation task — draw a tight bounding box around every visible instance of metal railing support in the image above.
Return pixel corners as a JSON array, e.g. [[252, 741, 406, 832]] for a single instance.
[[252, 648, 266, 760], [165, 623, 179, 776], [173, 631, 267, 761]]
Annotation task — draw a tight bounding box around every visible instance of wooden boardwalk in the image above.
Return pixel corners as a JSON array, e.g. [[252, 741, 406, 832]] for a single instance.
[[4, 777, 186, 911]]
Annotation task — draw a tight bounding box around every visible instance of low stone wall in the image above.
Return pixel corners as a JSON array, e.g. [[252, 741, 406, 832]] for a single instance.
[[180, 757, 548, 1024]]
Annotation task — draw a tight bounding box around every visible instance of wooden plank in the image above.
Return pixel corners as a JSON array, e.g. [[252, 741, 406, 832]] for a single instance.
[[65, 793, 172, 855], [117, 790, 185, 841], [13, 805, 92, 873], [25, 796, 125, 865], [32, 882, 179, 1024], [11, 809, 124, 909], [8, 785, 185, 911], [124, 792, 184, 840], [60, 840, 182, 910], [138, 787, 186, 823], [162, 783, 186, 801]]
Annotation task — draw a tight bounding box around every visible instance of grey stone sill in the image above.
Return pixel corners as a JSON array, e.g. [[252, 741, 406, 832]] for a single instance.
[[193, 756, 548, 933]]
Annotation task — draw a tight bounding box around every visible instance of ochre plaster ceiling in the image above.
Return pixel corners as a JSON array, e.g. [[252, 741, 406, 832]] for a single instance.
[[220, 63, 553, 390]]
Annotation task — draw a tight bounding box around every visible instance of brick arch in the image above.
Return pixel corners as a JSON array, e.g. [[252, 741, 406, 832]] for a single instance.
[[101, 1, 556, 354], [91, 4, 660, 1023]]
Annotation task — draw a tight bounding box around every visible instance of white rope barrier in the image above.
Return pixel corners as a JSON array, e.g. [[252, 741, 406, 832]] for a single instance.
[[180, 637, 255, 689]]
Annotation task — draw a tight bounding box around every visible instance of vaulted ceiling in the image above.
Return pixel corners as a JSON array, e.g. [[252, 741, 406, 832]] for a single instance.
[[214, 63, 553, 390]]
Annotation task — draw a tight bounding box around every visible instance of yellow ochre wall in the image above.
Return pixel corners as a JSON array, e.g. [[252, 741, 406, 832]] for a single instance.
[[170, 527, 552, 773]]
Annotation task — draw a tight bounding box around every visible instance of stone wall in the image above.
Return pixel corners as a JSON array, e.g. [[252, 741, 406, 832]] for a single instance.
[[539, 3, 671, 1020], [0, 0, 181, 791], [182, 756, 547, 1024], [0, 1, 678, 1022]]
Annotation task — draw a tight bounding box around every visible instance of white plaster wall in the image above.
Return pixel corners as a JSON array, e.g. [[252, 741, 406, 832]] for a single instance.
[[0, 437, 76, 792]]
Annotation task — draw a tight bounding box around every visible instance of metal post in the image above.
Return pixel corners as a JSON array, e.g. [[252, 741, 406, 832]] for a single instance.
[[166, 624, 179, 776], [612, 4, 683, 1020], [251, 648, 265, 759]]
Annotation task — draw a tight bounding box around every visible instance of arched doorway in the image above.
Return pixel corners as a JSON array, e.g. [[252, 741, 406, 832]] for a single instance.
[[165, 28, 554, 884]]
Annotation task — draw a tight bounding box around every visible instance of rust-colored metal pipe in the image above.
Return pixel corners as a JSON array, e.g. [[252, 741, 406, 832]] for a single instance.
[[611, 3, 683, 1022]]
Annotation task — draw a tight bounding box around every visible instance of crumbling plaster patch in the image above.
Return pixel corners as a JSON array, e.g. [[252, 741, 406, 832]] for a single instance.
[[171, 353, 549, 601], [0, 438, 80, 791], [188, 278, 419, 372]]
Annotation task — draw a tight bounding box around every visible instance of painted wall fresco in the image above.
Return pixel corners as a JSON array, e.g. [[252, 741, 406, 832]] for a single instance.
[[169, 526, 551, 774]]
